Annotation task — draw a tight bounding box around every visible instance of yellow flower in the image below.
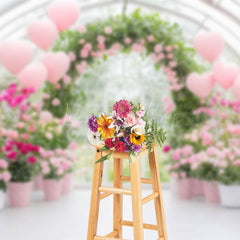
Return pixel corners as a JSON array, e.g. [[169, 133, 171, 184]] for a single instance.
[[130, 133, 146, 145], [97, 115, 115, 139]]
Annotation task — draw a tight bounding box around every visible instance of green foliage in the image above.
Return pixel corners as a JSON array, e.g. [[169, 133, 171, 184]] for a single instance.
[[219, 164, 240, 185], [0, 181, 6, 192], [8, 160, 38, 183], [196, 162, 219, 181]]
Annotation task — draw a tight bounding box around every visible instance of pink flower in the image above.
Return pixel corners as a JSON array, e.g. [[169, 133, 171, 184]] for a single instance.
[[125, 113, 137, 127], [42, 166, 50, 175], [84, 43, 92, 51], [98, 43, 105, 51], [16, 122, 25, 129], [154, 44, 162, 53], [40, 111, 53, 122], [20, 133, 29, 140], [27, 156, 36, 164], [136, 110, 144, 117], [163, 145, 171, 153], [7, 130, 18, 139], [167, 53, 173, 59], [173, 149, 180, 161], [113, 100, 132, 119], [97, 35, 105, 43], [1, 172, 11, 182], [68, 52, 76, 61], [124, 38, 131, 45], [63, 75, 71, 84], [80, 49, 89, 58], [79, 38, 85, 44], [104, 26, 112, 34], [169, 61, 177, 67], [6, 151, 17, 161], [22, 114, 31, 122], [147, 35, 154, 42], [45, 132, 53, 140], [0, 159, 8, 169], [180, 172, 186, 179], [137, 119, 146, 127], [69, 142, 77, 150], [57, 168, 64, 175], [182, 145, 193, 156], [165, 46, 172, 52], [29, 126, 35, 132], [52, 98, 60, 106], [77, 24, 86, 33]]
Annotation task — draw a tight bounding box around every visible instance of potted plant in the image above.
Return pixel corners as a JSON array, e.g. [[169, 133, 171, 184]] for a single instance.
[[0, 158, 11, 210], [3, 140, 40, 207], [196, 160, 220, 203], [40, 149, 65, 201], [219, 161, 240, 207], [168, 145, 194, 200]]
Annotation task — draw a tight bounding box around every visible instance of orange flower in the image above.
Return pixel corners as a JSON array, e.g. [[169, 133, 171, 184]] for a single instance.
[[97, 116, 115, 139]]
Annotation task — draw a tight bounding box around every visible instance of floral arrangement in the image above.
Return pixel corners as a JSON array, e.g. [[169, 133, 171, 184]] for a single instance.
[[40, 148, 77, 180], [2, 140, 40, 182], [87, 99, 166, 162], [0, 158, 11, 191]]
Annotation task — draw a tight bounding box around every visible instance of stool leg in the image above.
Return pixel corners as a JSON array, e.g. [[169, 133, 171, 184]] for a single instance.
[[149, 147, 168, 240], [113, 158, 123, 238], [87, 150, 104, 240], [130, 156, 144, 240]]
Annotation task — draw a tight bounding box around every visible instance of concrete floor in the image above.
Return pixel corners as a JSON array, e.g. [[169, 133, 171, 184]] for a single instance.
[[0, 189, 240, 240]]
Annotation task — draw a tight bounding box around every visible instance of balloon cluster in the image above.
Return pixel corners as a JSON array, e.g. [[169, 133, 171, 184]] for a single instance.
[[0, 0, 79, 90], [187, 31, 240, 101]]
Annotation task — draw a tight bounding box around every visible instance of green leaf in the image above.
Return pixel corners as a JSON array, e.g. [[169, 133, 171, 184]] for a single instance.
[[95, 152, 113, 164], [129, 151, 137, 163], [99, 145, 110, 152]]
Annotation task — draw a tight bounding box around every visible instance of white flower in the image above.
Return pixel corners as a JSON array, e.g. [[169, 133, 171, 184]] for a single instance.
[[87, 130, 102, 146], [131, 125, 145, 135]]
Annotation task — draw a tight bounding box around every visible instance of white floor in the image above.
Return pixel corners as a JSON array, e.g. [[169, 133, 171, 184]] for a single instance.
[[0, 189, 240, 240]]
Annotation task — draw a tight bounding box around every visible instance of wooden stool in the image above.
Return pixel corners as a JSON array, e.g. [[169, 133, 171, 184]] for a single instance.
[[87, 145, 168, 240]]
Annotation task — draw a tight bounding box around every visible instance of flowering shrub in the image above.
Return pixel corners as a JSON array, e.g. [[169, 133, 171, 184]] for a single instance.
[[0, 159, 11, 191], [40, 148, 77, 180], [3, 140, 40, 182], [87, 100, 166, 162]]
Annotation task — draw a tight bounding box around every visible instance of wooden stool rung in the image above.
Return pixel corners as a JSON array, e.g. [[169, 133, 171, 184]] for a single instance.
[[94, 236, 126, 240], [120, 220, 160, 231], [120, 176, 152, 184], [142, 192, 159, 205], [100, 192, 112, 200], [99, 186, 132, 195]]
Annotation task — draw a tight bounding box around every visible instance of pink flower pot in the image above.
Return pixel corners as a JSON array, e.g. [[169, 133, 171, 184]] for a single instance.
[[177, 178, 193, 200], [43, 179, 61, 201], [192, 179, 204, 197], [61, 173, 72, 195], [204, 181, 220, 203], [34, 174, 43, 191], [7, 182, 32, 207]]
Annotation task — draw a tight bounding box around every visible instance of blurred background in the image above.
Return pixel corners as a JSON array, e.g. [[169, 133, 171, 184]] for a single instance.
[[0, 0, 240, 240]]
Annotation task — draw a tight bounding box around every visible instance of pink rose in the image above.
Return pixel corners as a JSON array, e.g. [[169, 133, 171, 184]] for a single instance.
[[147, 35, 154, 42], [16, 122, 25, 129], [52, 98, 60, 106], [80, 49, 89, 58], [63, 75, 71, 84], [165, 46, 172, 52], [0, 159, 8, 169], [97, 35, 105, 43], [104, 26, 112, 34], [124, 38, 131, 45], [68, 52, 76, 61], [45, 132, 53, 140], [1, 172, 11, 182], [154, 44, 162, 53], [77, 24, 86, 33], [125, 113, 137, 127]]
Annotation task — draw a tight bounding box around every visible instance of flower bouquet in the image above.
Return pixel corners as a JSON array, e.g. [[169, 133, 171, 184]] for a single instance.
[[87, 100, 166, 163]]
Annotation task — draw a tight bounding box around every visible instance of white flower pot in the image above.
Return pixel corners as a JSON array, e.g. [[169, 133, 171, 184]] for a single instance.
[[0, 190, 6, 210], [219, 184, 240, 208]]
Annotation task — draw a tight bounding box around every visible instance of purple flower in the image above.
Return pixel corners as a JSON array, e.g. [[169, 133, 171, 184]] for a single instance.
[[88, 116, 99, 132], [124, 145, 130, 152], [132, 144, 141, 153], [125, 135, 131, 146]]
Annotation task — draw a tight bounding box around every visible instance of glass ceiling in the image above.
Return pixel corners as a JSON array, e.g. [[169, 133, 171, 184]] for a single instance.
[[0, 0, 239, 63]]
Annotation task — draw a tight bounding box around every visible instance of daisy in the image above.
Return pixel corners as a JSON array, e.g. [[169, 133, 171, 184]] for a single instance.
[[87, 130, 101, 146]]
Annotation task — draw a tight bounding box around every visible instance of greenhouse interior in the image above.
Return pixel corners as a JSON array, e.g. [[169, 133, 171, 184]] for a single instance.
[[0, 0, 240, 239]]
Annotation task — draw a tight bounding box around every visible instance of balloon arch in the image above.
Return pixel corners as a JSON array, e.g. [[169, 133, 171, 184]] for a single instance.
[[0, 1, 239, 147]]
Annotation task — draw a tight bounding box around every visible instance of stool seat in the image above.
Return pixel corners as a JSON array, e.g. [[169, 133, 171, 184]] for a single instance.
[[87, 145, 168, 240]]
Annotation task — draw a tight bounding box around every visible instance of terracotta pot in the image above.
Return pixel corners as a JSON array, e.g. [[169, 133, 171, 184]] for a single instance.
[[43, 179, 61, 201], [219, 184, 240, 208], [61, 173, 72, 195], [7, 182, 32, 207], [177, 178, 193, 200], [204, 181, 220, 203], [34, 174, 43, 191], [192, 178, 204, 197], [0, 190, 6, 210]]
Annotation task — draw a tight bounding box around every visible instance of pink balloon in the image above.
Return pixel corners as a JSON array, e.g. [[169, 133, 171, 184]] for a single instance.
[[213, 62, 239, 89], [27, 19, 58, 50], [0, 40, 34, 74], [18, 62, 47, 90], [186, 72, 214, 99], [232, 76, 240, 100], [47, 0, 80, 31], [193, 31, 224, 62], [40, 52, 70, 84]]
